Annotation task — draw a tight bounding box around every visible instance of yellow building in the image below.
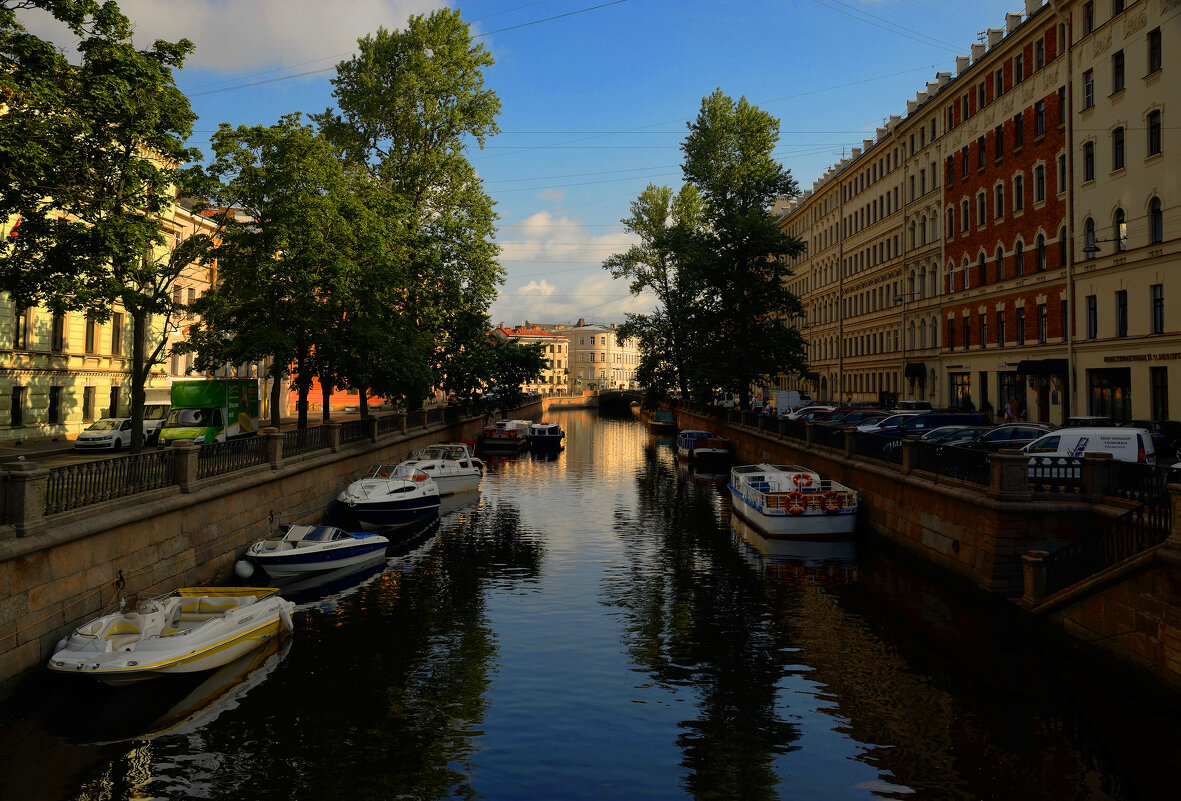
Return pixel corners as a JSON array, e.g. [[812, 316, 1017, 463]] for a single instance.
[[492, 324, 571, 395], [563, 319, 642, 391]]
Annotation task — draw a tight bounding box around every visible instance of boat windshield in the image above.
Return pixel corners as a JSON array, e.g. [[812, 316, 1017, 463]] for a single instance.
[[300, 526, 341, 542]]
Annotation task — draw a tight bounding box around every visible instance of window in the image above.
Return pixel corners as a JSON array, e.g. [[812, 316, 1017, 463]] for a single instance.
[[961, 200, 969, 231], [1113, 0, 1125, 13], [1112, 50, 1125, 93], [920, 168, 926, 195], [996, 246, 1005, 281], [108, 386, 120, 418], [1036, 39, 1045, 70], [997, 310, 1007, 346], [977, 136, 985, 168], [962, 95, 969, 120], [1083, 70, 1094, 108], [1015, 53, 1024, 83], [1014, 112, 1024, 148], [1083, 2, 1094, 36], [1038, 304, 1048, 344], [83, 386, 96, 422], [995, 183, 1005, 218], [1148, 28, 1162, 74], [963, 318, 971, 349], [978, 82, 986, 109], [10, 386, 25, 427], [1035, 101, 1045, 136], [12, 307, 29, 350], [1112, 126, 1125, 170], [1037, 234, 1046, 271], [1151, 284, 1165, 335], [979, 314, 988, 348], [1058, 87, 1067, 126], [947, 207, 955, 238], [1152, 366, 1169, 422], [1014, 175, 1025, 211], [995, 125, 1004, 158], [1150, 197, 1164, 244], [1114, 208, 1127, 251], [961, 147, 969, 177], [1086, 295, 1098, 339], [1060, 226, 1068, 267], [1085, 217, 1097, 259], [1116, 290, 1128, 337], [85, 314, 97, 353], [111, 312, 123, 356], [1083, 141, 1095, 181], [1035, 164, 1046, 202], [977, 192, 986, 226], [1057, 153, 1067, 194], [1148, 109, 1162, 156], [1017, 307, 1027, 345], [1016, 241, 1025, 276], [948, 319, 956, 349], [51, 314, 65, 352], [48, 385, 62, 425]]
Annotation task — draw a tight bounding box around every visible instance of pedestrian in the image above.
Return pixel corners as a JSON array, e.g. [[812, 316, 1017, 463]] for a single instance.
[[1003, 400, 1015, 423]]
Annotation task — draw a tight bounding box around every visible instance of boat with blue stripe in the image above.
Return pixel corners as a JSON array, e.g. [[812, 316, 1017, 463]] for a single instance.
[[237, 525, 390, 578]]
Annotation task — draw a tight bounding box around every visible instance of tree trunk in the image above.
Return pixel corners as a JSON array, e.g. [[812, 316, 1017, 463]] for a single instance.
[[320, 375, 331, 422], [296, 347, 310, 429], [359, 387, 369, 419], [269, 364, 283, 428], [128, 308, 148, 454]]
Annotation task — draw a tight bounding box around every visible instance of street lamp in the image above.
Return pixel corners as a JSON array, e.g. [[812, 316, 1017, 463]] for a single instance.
[[894, 291, 922, 401]]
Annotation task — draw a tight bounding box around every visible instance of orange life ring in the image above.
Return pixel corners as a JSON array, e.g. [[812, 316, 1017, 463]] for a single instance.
[[793, 473, 814, 488], [822, 491, 844, 514], [786, 492, 807, 515]]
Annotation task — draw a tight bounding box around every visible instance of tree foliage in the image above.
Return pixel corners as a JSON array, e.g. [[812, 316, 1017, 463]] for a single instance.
[[0, 0, 203, 451]]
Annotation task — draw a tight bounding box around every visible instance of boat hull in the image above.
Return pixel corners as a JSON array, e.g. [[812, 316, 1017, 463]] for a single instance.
[[433, 473, 483, 496], [338, 496, 441, 532], [250, 541, 389, 578], [527, 434, 564, 451], [480, 435, 527, 452], [728, 485, 857, 539]]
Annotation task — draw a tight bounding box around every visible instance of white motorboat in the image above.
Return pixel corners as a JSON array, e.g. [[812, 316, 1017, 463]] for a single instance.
[[335, 468, 441, 531], [526, 421, 565, 451], [48, 587, 294, 685], [480, 419, 531, 452], [727, 463, 858, 539], [392, 442, 484, 496], [235, 524, 390, 579]]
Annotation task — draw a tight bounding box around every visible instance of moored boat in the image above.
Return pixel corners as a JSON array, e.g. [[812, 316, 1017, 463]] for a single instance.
[[648, 409, 676, 434], [48, 587, 294, 685], [393, 442, 484, 496], [480, 419, 531, 452], [335, 468, 441, 531], [527, 421, 565, 451], [675, 429, 734, 463], [236, 524, 389, 579], [727, 463, 858, 539]]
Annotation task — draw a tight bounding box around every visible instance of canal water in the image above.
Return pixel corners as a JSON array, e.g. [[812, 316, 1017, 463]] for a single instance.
[[2, 409, 1180, 800]]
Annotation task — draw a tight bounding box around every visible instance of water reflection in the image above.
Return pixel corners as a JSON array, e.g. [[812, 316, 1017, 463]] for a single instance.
[[730, 511, 859, 588]]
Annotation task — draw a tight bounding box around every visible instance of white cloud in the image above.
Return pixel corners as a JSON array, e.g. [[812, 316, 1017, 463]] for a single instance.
[[19, 0, 442, 72]]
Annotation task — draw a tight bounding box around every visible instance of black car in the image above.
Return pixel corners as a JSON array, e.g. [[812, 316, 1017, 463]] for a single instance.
[[817, 410, 889, 428], [949, 423, 1055, 452], [1128, 419, 1181, 462]]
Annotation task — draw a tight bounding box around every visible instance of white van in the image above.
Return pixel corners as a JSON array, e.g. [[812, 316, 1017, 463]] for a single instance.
[[1022, 426, 1156, 464]]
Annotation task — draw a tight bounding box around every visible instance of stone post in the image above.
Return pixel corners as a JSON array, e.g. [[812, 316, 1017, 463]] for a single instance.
[[843, 427, 856, 459], [778, 417, 789, 438], [1021, 549, 1049, 604], [398, 412, 407, 434], [901, 438, 917, 475], [4, 461, 48, 538], [173, 441, 200, 494], [419, 409, 429, 429], [260, 427, 282, 468], [1081, 452, 1114, 501], [326, 421, 342, 453], [805, 421, 816, 447], [366, 416, 379, 443], [989, 449, 1031, 501]]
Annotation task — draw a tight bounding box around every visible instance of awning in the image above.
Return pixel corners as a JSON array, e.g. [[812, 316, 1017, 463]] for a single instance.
[[1017, 359, 1069, 376], [904, 362, 927, 379]]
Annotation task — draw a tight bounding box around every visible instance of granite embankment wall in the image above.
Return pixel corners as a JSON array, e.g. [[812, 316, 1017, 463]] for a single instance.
[[0, 406, 543, 696], [680, 407, 1181, 698]]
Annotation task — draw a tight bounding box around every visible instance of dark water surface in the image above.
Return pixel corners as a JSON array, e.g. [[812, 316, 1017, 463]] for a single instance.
[[3, 410, 1180, 800]]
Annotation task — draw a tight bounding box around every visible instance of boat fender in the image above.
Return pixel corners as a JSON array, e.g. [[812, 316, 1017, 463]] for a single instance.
[[793, 473, 813, 488], [279, 605, 294, 633], [234, 559, 255, 579], [786, 492, 807, 515], [822, 491, 844, 514]]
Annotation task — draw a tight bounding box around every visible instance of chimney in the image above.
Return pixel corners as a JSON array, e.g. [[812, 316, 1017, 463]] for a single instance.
[[1006, 12, 1022, 33], [1025, 0, 1042, 16], [988, 27, 1004, 48], [937, 71, 952, 86], [577, 317, 585, 327], [971, 42, 986, 62], [956, 55, 971, 74]]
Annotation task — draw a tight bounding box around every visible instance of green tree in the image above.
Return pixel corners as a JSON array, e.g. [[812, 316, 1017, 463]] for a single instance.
[[315, 8, 504, 400], [680, 90, 807, 410], [0, 0, 202, 451]]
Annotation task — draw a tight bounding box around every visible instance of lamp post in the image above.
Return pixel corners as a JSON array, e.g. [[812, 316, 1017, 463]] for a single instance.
[[894, 292, 920, 401]]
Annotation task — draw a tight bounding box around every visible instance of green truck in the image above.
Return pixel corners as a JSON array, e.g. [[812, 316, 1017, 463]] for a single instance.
[[158, 379, 261, 447]]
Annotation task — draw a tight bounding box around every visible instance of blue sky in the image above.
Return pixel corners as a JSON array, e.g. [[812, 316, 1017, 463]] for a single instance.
[[23, 0, 1021, 325]]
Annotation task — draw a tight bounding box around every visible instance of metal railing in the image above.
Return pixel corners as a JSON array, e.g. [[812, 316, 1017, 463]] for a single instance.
[[780, 419, 807, 441], [196, 437, 267, 479], [376, 414, 400, 436], [283, 427, 325, 457], [1027, 456, 1084, 493], [1109, 461, 1170, 504], [852, 432, 904, 465], [45, 449, 177, 514], [1043, 496, 1173, 596], [425, 407, 442, 424], [340, 419, 368, 444], [913, 443, 991, 485], [811, 424, 847, 450]]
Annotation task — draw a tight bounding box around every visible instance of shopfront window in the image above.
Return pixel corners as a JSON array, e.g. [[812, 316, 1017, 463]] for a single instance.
[[1088, 368, 1131, 421], [948, 372, 973, 410], [999, 372, 1028, 421]]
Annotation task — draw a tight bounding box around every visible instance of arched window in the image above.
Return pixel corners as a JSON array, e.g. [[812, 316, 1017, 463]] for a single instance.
[[1036, 234, 1046, 271], [1015, 240, 1025, 275], [908, 320, 916, 349], [995, 246, 1005, 282], [1059, 225, 1067, 268], [977, 253, 987, 286], [961, 200, 969, 231], [1149, 197, 1163, 244], [947, 207, 955, 238], [910, 222, 917, 249], [963, 257, 971, 290], [919, 319, 927, 348], [1084, 217, 1096, 259], [1113, 209, 1126, 251], [947, 261, 956, 293], [920, 215, 928, 245]]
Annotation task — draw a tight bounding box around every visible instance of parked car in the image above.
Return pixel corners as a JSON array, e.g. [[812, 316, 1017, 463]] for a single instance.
[[892, 400, 933, 413], [1023, 426, 1156, 465], [74, 417, 136, 451], [918, 425, 985, 443], [1127, 419, 1181, 463], [813, 407, 862, 424], [794, 408, 839, 423], [857, 412, 919, 432], [819, 410, 889, 428], [873, 412, 987, 438], [950, 423, 1055, 452], [784, 405, 835, 420], [1061, 415, 1115, 428]]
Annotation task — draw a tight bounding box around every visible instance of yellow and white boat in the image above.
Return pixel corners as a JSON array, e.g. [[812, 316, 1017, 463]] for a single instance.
[[48, 587, 295, 685]]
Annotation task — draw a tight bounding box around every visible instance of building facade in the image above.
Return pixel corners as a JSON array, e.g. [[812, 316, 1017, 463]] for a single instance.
[[780, 0, 1179, 425], [564, 319, 642, 391], [492, 325, 571, 395]]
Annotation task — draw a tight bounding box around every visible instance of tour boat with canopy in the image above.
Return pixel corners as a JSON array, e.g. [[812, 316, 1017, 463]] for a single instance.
[[727, 463, 858, 538]]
